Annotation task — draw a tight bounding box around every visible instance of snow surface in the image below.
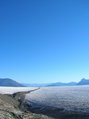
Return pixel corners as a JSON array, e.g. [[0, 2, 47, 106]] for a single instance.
[[25, 86, 89, 113], [0, 87, 37, 94]]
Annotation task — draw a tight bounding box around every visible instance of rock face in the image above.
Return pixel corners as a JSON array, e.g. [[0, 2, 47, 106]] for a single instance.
[[0, 88, 53, 119], [0, 94, 22, 119], [0, 111, 19, 119]]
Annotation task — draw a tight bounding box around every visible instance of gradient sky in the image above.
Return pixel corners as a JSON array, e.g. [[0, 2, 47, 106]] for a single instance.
[[0, 0, 89, 83]]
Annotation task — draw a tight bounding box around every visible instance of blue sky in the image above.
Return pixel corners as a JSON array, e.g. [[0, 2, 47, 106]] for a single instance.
[[0, 0, 89, 83]]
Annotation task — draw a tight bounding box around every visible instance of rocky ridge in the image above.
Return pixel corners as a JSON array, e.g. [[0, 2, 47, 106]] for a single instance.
[[0, 88, 53, 119]]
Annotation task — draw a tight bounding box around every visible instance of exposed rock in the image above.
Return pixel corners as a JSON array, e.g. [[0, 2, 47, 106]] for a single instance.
[[0, 88, 53, 119]]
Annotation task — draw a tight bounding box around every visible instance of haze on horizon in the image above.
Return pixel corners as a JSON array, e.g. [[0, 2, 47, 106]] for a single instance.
[[0, 0, 89, 84]]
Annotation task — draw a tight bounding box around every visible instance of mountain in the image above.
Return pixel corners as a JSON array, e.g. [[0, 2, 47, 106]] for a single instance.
[[0, 78, 24, 87], [77, 78, 89, 85], [48, 82, 77, 86], [23, 78, 89, 87], [23, 83, 51, 87], [23, 82, 77, 87], [48, 78, 89, 87], [1, 78, 89, 87]]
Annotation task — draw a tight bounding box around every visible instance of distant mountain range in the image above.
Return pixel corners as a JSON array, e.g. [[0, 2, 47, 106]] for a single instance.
[[47, 82, 77, 86], [0, 78, 89, 87], [23, 82, 77, 87], [0, 78, 24, 87], [23, 78, 89, 87], [23, 83, 51, 87]]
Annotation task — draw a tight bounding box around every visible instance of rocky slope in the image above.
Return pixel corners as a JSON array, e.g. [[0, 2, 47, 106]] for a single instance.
[[0, 88, 53, 119]]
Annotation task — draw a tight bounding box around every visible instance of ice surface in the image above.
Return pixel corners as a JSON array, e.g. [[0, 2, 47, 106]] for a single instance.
[[25, 86, 89, 113]]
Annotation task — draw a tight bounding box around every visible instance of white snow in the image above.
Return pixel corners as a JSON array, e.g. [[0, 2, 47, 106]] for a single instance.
[[25, 86, 89, 113], [0, 87, 37, 94]]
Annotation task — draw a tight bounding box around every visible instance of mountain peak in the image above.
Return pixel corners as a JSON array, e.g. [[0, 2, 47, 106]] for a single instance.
[[78, 78, 89, 85], [0, 78, 24, 87]]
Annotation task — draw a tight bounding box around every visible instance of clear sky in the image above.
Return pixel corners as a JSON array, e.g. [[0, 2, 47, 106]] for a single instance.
[[0, 0, 89, 83]]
